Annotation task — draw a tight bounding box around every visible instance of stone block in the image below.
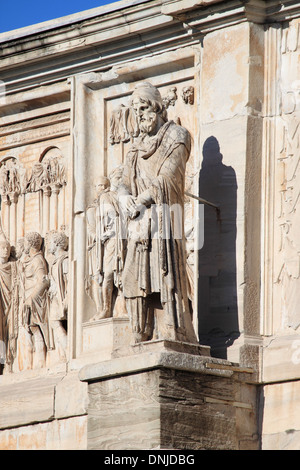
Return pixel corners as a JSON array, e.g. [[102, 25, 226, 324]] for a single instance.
[[0, 416, 87, 450], [0, 374, 63, 429], [55, 371, 88, 419], [80, 349, 258, 450], [82, 317, 131, 361]]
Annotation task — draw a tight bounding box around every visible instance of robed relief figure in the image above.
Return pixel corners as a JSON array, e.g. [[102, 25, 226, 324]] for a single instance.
[[119, 81, 197, 344], [22, 232, 50, 369], [87, 168, 125, 320], [0, 237, 18, 371], [47, 230, 68, 361]]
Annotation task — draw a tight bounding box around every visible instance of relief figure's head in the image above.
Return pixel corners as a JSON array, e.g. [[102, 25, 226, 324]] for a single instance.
[[95, 176, 110, 198], [0, 240, 10, 263], [47, 230, 68, 256], [24, 232, 43, 255]]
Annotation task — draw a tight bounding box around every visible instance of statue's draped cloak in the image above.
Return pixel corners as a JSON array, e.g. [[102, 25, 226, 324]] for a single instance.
[[121, 121, 197, 343]]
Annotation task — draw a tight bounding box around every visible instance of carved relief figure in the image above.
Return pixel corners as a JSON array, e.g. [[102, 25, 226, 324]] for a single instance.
[[86, 178, 106, 313], [14, 237, 32, 371], [182, 86, 194, 105], [118, 81, 197, 344], [0, 237, 18, 372], [22, 232, 50, 369], [109, 104, 139, 145], [27, 157, 66, 193], [47, 230, 68, 361], [0, 159, 27, 205], [276, 90, 300, 328], [162, 86, 178, 108], [0, 165, 9, 196], [27, 162, 45, 192], [88, 169, 125, 320]]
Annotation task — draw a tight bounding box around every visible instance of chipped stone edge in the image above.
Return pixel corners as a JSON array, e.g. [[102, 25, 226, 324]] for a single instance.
[[78, 350, 253, 383]]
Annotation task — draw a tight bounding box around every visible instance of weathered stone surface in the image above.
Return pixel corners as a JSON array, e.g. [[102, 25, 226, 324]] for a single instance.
[[0, 375, 62, 429], [0, 370, 88, 430], [0, 416, 87, 450], [83, 352, 258, 450], [54, 371, 88, 420]]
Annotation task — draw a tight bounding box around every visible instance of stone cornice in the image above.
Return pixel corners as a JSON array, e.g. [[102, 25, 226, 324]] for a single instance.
[[0, 0, 300, 95]]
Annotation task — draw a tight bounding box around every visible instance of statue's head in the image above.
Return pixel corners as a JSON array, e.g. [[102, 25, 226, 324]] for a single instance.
[[130, 82, 167, 135], [24, 231, 43, 253], [47, 230, 68, 255], [109, 165, 123, 189], [0, 240, 10, 262], [95, 175, 110, 197]]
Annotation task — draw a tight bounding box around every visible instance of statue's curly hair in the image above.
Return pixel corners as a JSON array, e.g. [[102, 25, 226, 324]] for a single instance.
[[25, 231, 43, 250], [47, 230, 68, 250]]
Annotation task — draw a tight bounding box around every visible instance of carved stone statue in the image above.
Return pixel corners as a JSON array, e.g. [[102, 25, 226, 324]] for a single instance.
[[86, 178, 106, 313], [22, 232, 50, 369], [0, 238, 18, 371], [15, 237, 31, 371], [118, 81, 197, 344], [47, 230, 68, 361], [88, 169, 125, 321]]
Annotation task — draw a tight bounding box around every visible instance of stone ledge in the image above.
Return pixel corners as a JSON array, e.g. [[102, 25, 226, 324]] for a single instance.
[[0, 371, 88, 430], [79, 346, 253, 383]]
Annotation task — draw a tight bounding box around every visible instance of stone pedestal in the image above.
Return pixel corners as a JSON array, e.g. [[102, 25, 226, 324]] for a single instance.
[[79, 343, 259, 450], [82, 317, 131, 361]]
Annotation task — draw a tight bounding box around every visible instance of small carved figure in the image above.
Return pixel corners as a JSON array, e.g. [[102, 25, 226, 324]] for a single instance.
[[89, 170, 125, 321], [181, 86, 194, 105], [162, 86, 178, 108], [0, 164, 9, 196], [47, 230, 68, 361], [27, 162, 45, 192], [22, 232, 50, 369], [109, 104, 139, 144], [7, 160, 21, 194]]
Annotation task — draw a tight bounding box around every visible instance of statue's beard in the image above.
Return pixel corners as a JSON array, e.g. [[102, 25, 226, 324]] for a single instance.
[[138, 111, 158, 135]]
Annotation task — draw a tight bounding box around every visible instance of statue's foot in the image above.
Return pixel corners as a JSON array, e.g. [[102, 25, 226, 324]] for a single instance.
[[91, 311, 110, 321]]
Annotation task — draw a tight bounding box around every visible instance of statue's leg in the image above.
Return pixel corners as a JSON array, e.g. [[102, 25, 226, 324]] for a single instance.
[[101, 270, 114, 318], [51, 320, 67, 361], [31, 326, 46, 369]]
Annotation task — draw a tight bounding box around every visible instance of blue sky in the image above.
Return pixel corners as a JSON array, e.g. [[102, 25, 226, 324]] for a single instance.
[[0, 0, 120, 34]]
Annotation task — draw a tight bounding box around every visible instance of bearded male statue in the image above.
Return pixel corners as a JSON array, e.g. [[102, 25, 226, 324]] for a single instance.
[[119, 81, 197, 344]]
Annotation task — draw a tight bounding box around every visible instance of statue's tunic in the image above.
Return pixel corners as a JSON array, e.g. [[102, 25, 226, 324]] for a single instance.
[[49, 253, 68, 322], [0, 261, 18, 366], [23, 252, 50, 349]]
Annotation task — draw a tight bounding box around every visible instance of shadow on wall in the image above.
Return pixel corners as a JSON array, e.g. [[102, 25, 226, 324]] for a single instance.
[[198, 136, 239, 359]]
